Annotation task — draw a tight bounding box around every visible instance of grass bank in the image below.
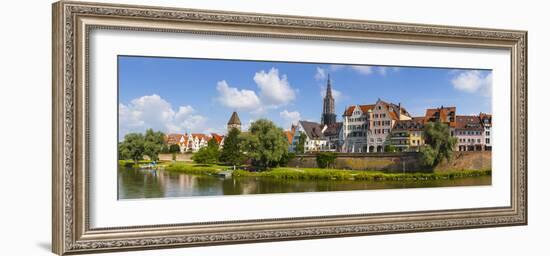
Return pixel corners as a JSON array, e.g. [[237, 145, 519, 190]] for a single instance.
[[118, 159, 155, 168], [164, 162, 227, 175], [233, 168, 491, 181], [162, 162, 491, 182]]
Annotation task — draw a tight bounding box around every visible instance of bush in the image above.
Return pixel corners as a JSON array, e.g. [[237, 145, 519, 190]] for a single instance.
[[278, 152, 296, 167], [316, 152, 337, 169], [169, 144, 181, 153], [384, 144, 398, 153]]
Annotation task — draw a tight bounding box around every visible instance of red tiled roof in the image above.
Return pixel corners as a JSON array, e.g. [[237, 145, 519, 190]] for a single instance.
[[344, 101, 410, 121], [479, 113, 492, 127], [424, 106, 457, 127], [455, 115, 483, 131], [343, 105, 375, 116], [393, 118, 425, 131], [210, 133, 224, 144], [192, 133, 210, 141], [283, 131, 293, 144], [165, 134, 184, 144], [388, 111, 399, 120]]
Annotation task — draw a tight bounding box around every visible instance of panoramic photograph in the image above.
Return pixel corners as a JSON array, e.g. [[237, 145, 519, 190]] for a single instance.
[[117, 56, 493, 199]]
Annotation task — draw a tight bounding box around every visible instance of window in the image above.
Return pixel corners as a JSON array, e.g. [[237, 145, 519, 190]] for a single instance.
[[486, 131, 490, 136], [486, 138, 490, 144]]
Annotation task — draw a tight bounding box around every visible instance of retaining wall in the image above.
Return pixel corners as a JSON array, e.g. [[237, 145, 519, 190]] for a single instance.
[[286, 151, 491, 172]]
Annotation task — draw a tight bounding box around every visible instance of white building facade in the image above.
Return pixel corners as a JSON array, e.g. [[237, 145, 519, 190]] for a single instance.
[[342, 105, 372, 153], [290, 121, 328, 153], [342, 99, 411, 153]]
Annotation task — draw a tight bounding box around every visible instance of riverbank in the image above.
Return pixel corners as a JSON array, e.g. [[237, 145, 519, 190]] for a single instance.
[[162, 162, 491, 182]]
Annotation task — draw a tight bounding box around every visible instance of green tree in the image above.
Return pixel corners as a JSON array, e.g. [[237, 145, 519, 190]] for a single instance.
[[220, 128, 245, 166], [384, 144, 398, 153], [169, 144, 181, 153], [119, 133, 145, 164], [295, 132, 307, 154], [143, 129, 165, 162], [192, 138, 220, 164], [316, 152, 337, 168], [420, 122, 458, 168], [241, 119, 289, 169]]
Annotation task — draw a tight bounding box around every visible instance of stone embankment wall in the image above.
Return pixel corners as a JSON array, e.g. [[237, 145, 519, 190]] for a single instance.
[[158, 153, 193, 162], [286, 151, 491, 172]]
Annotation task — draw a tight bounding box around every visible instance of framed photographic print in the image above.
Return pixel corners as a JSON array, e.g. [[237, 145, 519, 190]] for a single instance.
[[52, 1, 527, 255]]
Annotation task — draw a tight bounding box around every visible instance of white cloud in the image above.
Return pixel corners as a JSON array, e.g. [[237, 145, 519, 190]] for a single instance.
[[119, 94, 207, 139], [315, 67, 327, 80], [280, 110, 301, 127], [216, 80, 261, 110], [331, 65, 399, 76], [330, 65, 345, 71], [254, 68, 296, 106], [174, 105, 194, 120], [451, 70, 492, 96], [350, 65, 374, 75], [378, 67, 388, 76]]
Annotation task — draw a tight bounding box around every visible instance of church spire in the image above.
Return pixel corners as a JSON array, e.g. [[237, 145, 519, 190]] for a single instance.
[[321, 74, 336, 126], [326, 74, 333, 98]]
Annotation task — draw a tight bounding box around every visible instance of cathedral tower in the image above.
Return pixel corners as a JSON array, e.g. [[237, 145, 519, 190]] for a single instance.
[[321, 75, 337, 126]]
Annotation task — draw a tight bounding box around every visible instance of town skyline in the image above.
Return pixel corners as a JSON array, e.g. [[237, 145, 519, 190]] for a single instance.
[[118, 56, 492, 140]]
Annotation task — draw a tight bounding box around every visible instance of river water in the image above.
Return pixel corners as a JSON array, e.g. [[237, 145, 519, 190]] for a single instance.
[[118, 167, 491, 199]]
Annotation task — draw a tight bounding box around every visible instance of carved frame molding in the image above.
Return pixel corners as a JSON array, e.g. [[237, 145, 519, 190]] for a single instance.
[[52, 1, 527, 255]]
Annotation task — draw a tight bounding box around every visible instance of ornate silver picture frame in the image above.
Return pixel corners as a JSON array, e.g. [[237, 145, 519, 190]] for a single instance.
[[52, 1, 527, 255]]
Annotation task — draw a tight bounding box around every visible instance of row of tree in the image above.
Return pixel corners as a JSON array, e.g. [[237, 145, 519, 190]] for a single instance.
[[118, 129, 167, 163], [118, 119, 456, 170], [193, 119, 293, 169]]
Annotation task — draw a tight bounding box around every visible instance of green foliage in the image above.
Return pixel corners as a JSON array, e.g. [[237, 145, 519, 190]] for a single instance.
[[163, 161, 491, 182], [119, 129, 166, 163], [420, 122, 458, 168], [143, 129, 166, 162], [384, 144, 398, 153], [231, 167, 491, 181], [168, 144, 180, 153], [191, 138, 220, 164], [165, 162, 224, 175], [316, 152, 337, 168], [241, 119, 289, 169], [118, 133, 145, 164], [220, 128, 245, 166], [160, 144, 170, 153], [295, 132, 307, 154], [278, 152, 296, 167]]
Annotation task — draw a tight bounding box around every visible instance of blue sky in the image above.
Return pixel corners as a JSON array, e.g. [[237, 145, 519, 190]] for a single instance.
[[118, 56, 492, 139]]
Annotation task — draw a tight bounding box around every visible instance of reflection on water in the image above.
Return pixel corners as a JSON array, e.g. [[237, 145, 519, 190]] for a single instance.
[[118, 167, 491, 199]]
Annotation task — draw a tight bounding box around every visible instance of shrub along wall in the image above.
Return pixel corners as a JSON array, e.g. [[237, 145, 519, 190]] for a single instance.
[[287, 151, 491, 172]]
